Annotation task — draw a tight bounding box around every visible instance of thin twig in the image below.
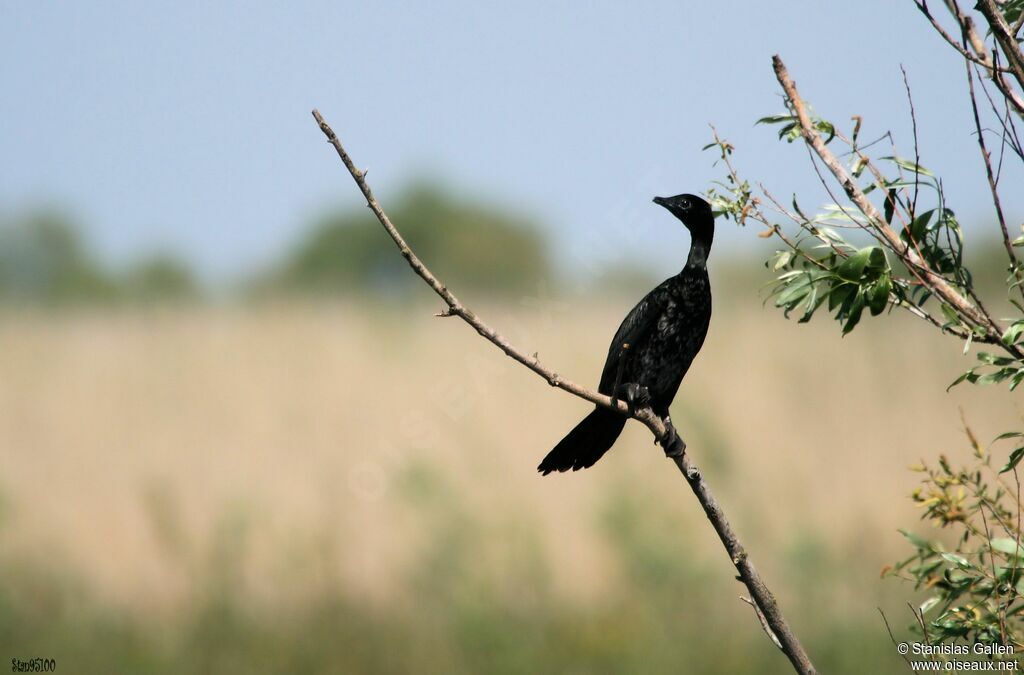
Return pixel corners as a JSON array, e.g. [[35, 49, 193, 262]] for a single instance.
[[965, 58, 1024, 304], [914, 0, 1013, 74], [909, 601, 933, 646], [977, 74, 1024, 162], [901, 65, 922, 221], [741, 595, 783, 649], [879, 607, 914, 668], [979, 504, 1010, 644], [311, 109, 818, 675]]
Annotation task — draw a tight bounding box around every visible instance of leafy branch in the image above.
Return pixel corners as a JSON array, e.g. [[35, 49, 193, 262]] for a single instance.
[[703, 0, 1024, 655], [884, 426, 1024, 656]]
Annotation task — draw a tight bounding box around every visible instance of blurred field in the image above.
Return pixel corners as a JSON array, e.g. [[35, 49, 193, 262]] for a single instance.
[[0, 284, 1019, 673]]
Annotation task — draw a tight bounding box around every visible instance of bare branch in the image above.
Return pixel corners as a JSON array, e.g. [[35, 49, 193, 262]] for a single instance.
[[944, 0, 993, 62], [915, 0, 1012, 73], [938, 0, 1024, 116], [975, 0, 1024, 95], [901, 65, 922, 221], [312, 108, 818, 675]]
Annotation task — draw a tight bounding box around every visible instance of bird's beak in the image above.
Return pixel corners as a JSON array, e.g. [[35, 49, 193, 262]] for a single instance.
[[653, 196, 667, 207]]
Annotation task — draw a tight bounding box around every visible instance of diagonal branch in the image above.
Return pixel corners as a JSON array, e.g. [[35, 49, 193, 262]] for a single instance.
[[311, 109, 818, 675]]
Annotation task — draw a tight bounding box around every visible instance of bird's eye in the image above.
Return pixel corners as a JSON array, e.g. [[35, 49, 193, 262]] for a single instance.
[[680, 198, 691, 209]]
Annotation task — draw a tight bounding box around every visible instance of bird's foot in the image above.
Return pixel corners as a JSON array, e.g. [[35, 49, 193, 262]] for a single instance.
[[612, 382, 651, 414], [660, 417, 686, 457]]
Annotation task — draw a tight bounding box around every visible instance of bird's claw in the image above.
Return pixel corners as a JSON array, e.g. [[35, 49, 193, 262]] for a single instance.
[[613, 382, 651, 413], [661, 424, 686, 457]]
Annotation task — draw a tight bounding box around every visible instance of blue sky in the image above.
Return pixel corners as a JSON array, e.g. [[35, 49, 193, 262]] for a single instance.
[[2, 1, 1018, 283]]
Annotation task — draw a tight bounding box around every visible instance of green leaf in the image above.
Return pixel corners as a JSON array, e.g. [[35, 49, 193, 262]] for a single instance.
[[799, 284, 829, 323], [999, 0, 1024, 26], [940, 552, 972, 569], [910, 559, 943, 577], [946, 371, 974, 391], [884, 188, 897, 225], [939, 303, 960, 325], [791, 195, 808, 222], [867, 275, 891, 316], [990, 538, 1024, 557], [900, 529, 933, 551], [771, 251, 793, 272], [814, 119, 836, 144], [821, 204, 869, 225], [999, 447, 1024, 474], [865, 247, 887, 272], [993, 432, 1024, 442], [778, 123, 799, 142], [755, 114, 795, 125], [906, 209, 935, 242], [828, 283, 855, 312], [835, 248, 872, 282], [880, 155, 935, 177], [1002, 320, 1024, 346], [774, 276, 813, 307], [841, 291, 866, 334], [1012, 371, 1024, 391]]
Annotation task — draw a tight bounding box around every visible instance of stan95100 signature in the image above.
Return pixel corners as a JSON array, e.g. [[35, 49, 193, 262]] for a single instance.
[[10, 657, 55, 672]]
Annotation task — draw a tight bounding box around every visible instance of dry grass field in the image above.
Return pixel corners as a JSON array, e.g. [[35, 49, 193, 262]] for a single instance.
[[0, 285, 1018, 672]]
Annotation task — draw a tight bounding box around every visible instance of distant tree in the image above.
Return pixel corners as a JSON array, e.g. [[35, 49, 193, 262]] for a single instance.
[[265, 182, 551, 298], [0, 211, 117, 304], [122, 254, 200, 304]]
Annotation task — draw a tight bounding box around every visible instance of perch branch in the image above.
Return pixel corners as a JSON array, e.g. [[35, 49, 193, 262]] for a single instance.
[[311, 109, 817, 675]]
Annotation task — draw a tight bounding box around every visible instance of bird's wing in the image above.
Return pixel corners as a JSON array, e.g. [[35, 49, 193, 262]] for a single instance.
[[597, 282, 668, 394]]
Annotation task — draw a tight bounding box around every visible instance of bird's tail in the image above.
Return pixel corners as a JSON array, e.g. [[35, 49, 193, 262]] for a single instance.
[[538, 407, 626, 475]]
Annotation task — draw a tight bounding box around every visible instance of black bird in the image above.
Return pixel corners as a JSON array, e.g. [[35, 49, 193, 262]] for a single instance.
[[538, 194, 714, 475]]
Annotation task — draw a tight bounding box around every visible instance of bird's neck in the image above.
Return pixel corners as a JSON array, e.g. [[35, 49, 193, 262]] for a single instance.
[[685, 229, 713, 270]]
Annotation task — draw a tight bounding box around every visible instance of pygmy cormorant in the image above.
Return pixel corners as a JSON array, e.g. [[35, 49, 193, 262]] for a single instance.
[[538, 193, 714, 474]]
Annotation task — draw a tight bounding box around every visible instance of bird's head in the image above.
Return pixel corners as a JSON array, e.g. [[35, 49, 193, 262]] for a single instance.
[[653, 193, 714, 246]]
